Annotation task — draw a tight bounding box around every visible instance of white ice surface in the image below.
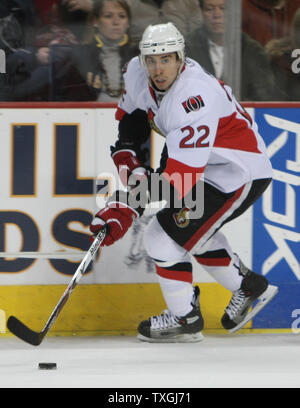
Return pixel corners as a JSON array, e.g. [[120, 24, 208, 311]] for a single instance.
[[0, 333, 300, 388]]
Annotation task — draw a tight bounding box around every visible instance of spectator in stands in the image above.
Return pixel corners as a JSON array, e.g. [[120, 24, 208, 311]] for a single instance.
[[54, 0, 137, 101], [0, 13, 26, 101], [265, 8, 300, 100], [2, 5, 82, 102], [33, 0, 101, 48], [186, 0, 280, 101], [242, 0, 300, 46], [127, 0, 203, 47], [0, 10, 50, 102], [0, 0, 93, 46], [50, 0, 101, 43], [35, 0, 98, 26], [0, 0, 40, 47], [3, 40, 76, 102], [1, 0, 104, 101]]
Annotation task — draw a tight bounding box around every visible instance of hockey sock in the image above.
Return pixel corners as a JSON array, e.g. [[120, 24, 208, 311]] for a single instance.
[[195, 252, 243, 292], [155, 261, 194, 316], [193, 231, 243, 292]]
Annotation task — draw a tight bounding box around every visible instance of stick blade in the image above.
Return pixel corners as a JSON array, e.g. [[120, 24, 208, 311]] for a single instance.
[[7, 316, 43, 346]]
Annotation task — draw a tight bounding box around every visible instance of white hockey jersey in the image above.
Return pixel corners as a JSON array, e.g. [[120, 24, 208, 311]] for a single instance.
[[116, 56, 272, 196]]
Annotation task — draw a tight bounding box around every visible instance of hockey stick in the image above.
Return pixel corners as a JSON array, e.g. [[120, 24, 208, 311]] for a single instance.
[[6, 227, 107, 346], [0, 251, 85, 259]]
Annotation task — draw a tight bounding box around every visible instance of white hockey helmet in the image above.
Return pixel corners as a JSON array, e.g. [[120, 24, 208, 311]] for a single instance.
[[139, 22, 185, 67]]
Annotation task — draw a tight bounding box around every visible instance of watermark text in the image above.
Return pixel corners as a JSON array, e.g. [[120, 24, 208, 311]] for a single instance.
[[291, 49, 300, 74], [0, 49, 6, 73]]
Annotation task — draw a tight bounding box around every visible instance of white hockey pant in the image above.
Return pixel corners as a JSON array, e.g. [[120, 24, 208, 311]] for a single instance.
[[143, 216, 243, 316]]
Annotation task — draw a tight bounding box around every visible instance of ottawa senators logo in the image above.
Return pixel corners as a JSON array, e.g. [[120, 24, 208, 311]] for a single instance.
[[173, 207, 190, 228], [182, 95, 204, 113]]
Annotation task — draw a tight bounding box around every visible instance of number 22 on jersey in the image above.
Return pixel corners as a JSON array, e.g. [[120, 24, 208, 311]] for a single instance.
[[179, 125, 210, 149]]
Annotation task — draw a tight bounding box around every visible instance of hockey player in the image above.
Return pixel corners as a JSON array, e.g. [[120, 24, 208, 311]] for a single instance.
[[90, 22, 278, 343]]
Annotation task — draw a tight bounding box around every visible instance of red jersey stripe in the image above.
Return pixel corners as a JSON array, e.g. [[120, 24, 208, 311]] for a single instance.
[[162, 158, 205, 199], [215, 112, 261, 153]]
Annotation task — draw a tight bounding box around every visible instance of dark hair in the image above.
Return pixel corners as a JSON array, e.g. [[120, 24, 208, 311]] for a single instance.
[[96, 0, 131, 20], [198, 0, 204, 8]]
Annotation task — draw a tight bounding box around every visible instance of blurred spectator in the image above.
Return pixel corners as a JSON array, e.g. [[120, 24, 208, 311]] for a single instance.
[[55, 0, 101, 43], [0, 13, 25, 55], [127, 0, 203, 47], [33, 0, 101, 45], [0, 1, 100, 47], [186, 0, 281, 101], [0, 0, 103, 101], [0, 0, 40, 47], [242, 0, 300, 46], [52, 0, 137, 101], [1, 9, 81, 101], [0, 13, 25, 100], [2, 40, 75, 102], [265, 8, 300, 100], [35, 1, 97, 26], [33, 0, 61, 25]]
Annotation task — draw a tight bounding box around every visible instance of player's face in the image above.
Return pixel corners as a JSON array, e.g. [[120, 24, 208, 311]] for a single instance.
[[96, 1, 129, 41], [145, 53, 182, 91], [202, 0, 225, 35]]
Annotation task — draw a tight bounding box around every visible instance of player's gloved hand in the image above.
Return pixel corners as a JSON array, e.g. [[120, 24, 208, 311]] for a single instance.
[[90, 202, 138, 247], [111, 149, 149, 187]]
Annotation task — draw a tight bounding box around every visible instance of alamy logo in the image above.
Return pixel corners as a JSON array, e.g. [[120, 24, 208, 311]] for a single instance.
[[291, 309, 300, 333], [0, 49, 6, 73], [96, 171, 205, 220]]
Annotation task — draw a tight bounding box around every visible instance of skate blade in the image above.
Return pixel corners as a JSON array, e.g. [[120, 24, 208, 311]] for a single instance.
[[229, 285, 278, 334], [137, 331, 204, 343]]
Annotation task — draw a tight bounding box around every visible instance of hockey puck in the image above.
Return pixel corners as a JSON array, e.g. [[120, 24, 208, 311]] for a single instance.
[[38, 362, 57, 370]]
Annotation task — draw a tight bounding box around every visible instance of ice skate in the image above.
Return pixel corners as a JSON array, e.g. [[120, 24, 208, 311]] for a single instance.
[[137, 286, 204, 343], [221, 260, 278, 333]]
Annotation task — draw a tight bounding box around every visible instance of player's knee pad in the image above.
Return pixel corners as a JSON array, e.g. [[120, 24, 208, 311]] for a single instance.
[[143, 216, 188, 261]]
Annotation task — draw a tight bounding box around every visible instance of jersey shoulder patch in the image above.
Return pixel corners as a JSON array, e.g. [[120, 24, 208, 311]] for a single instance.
[[182, 95, 205, 113]]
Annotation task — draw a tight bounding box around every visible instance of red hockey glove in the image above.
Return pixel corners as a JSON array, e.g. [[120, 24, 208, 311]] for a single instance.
[[111, 149, 149, 187], [90, 202, 138, 247]]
